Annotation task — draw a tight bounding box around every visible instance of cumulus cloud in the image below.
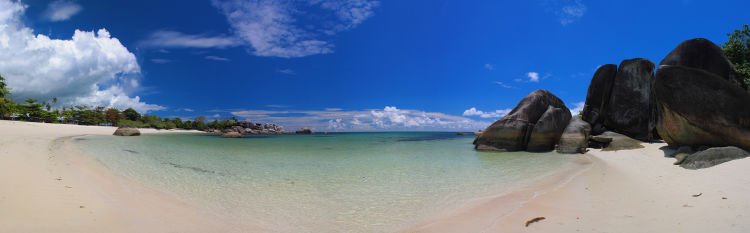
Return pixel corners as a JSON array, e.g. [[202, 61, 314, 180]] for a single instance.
[[462, 107, 512, 119], [140, 30, 242, 49], [44, 0, 82, 22], [231, 106, 490, 131], [0, 0, 162, 112], [527, 72, 540, 82]]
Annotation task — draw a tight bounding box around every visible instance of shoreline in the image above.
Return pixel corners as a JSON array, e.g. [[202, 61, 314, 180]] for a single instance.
[[408, 142, 750, 232], [3, 120, 750, 232], [400, 152, 594, 232], [0, 120, 262, 232]]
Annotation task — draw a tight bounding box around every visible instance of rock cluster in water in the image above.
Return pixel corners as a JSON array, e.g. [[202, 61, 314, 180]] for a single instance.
[[475, 38, 750, 168], [213, 121, 314, 138]]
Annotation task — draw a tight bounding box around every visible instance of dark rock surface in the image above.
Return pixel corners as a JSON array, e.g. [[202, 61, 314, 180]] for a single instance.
[[604, 58, 657, 141], [654, 65, 750, 151], [659, 38, 747, 90], [527, 106, 572, 152], [113, 127, 140, 136], [599, 131, 644, 151], [581, 64, 617, 135], [680, 146, 750, 169], [474, 90, 571, 151], [296, 128, 313, 134], [557, 117, 591, 154]]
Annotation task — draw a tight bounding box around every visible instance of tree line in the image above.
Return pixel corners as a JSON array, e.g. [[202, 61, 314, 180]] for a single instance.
[[0, 75, 243, 130]]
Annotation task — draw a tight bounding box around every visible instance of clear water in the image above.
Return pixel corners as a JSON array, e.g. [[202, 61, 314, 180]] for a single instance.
[[75, 132, 576, 232]]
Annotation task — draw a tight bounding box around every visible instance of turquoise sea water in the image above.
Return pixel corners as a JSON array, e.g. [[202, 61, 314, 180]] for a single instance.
[[75, 132, 576, 232]]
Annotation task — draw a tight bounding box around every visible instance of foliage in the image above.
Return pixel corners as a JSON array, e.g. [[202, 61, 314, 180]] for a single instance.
[[0, 73, 8, 99], [122, 108, 140, 121], [0, 72, 238, 131], [722, 24, 750, 89], [116, 119, 146, 128]]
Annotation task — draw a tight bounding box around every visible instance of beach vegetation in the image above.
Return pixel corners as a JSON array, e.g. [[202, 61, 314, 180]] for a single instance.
[[122, 108, 141, 121], [0, 74, 243, 131], [722, 24, 750, 88]]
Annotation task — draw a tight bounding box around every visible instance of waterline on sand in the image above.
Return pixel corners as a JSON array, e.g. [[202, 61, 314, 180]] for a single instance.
[[75, 132, 581, 232]]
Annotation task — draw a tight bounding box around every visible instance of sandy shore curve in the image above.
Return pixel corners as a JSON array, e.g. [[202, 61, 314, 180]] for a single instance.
[[3, 120, 750, 233]]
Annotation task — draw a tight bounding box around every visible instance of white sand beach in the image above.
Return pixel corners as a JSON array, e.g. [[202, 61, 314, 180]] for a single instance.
[[407, 143, 750, 233], [0, 120, 261, 232], [2, 120, 750, 233]]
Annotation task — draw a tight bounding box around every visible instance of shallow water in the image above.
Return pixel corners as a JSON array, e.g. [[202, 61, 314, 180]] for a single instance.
[[76, 132, 576, 232]]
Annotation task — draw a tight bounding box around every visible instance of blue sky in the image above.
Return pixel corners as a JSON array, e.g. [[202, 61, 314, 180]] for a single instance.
[[1, 0, 749, 131]]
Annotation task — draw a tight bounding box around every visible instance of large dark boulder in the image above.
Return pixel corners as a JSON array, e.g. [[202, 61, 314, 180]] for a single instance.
[[527, 106, 572, 152], [474, 90, 571, 151], [604, 58, 657, 141], [654, 65, 750, 150], [113, 127, 140, 136], [680, 146, 750, 169], [659, 38, 747, 90], [557, 117, 591, 154], [581, 64, 617, 135]]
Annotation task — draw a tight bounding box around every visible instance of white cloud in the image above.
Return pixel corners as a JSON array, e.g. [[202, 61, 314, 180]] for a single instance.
[[278, 69, 296, 75], [462, 107, 512, 119], [495, 81, 514, 89], [140, 30, 242, 49], [210, 0, 379, 58], [527, 72, 540, 82], [44, 0, 82, 22], [183, 108, 194, 112], [74, 86, 165, 112], [151, 58, 171, 64], [265, 104, 289, 108], [0, 0, 162, 113], [547, 0, 587, 26], [569, 101, 584, 115], [230, 106, 490, 131], [484, 63, 495, 70], [205, 55, 230, 62]]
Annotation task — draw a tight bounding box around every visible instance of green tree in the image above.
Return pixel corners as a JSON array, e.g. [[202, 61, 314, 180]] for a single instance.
[[0, 73, 8, 99], [105, 108, 121, 124], [142, 114, 165, 129], [0, 74, 9, 116], [122, 108, 140, 121], [722, 24, 750, 89], [20, 99, 45, 121]]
